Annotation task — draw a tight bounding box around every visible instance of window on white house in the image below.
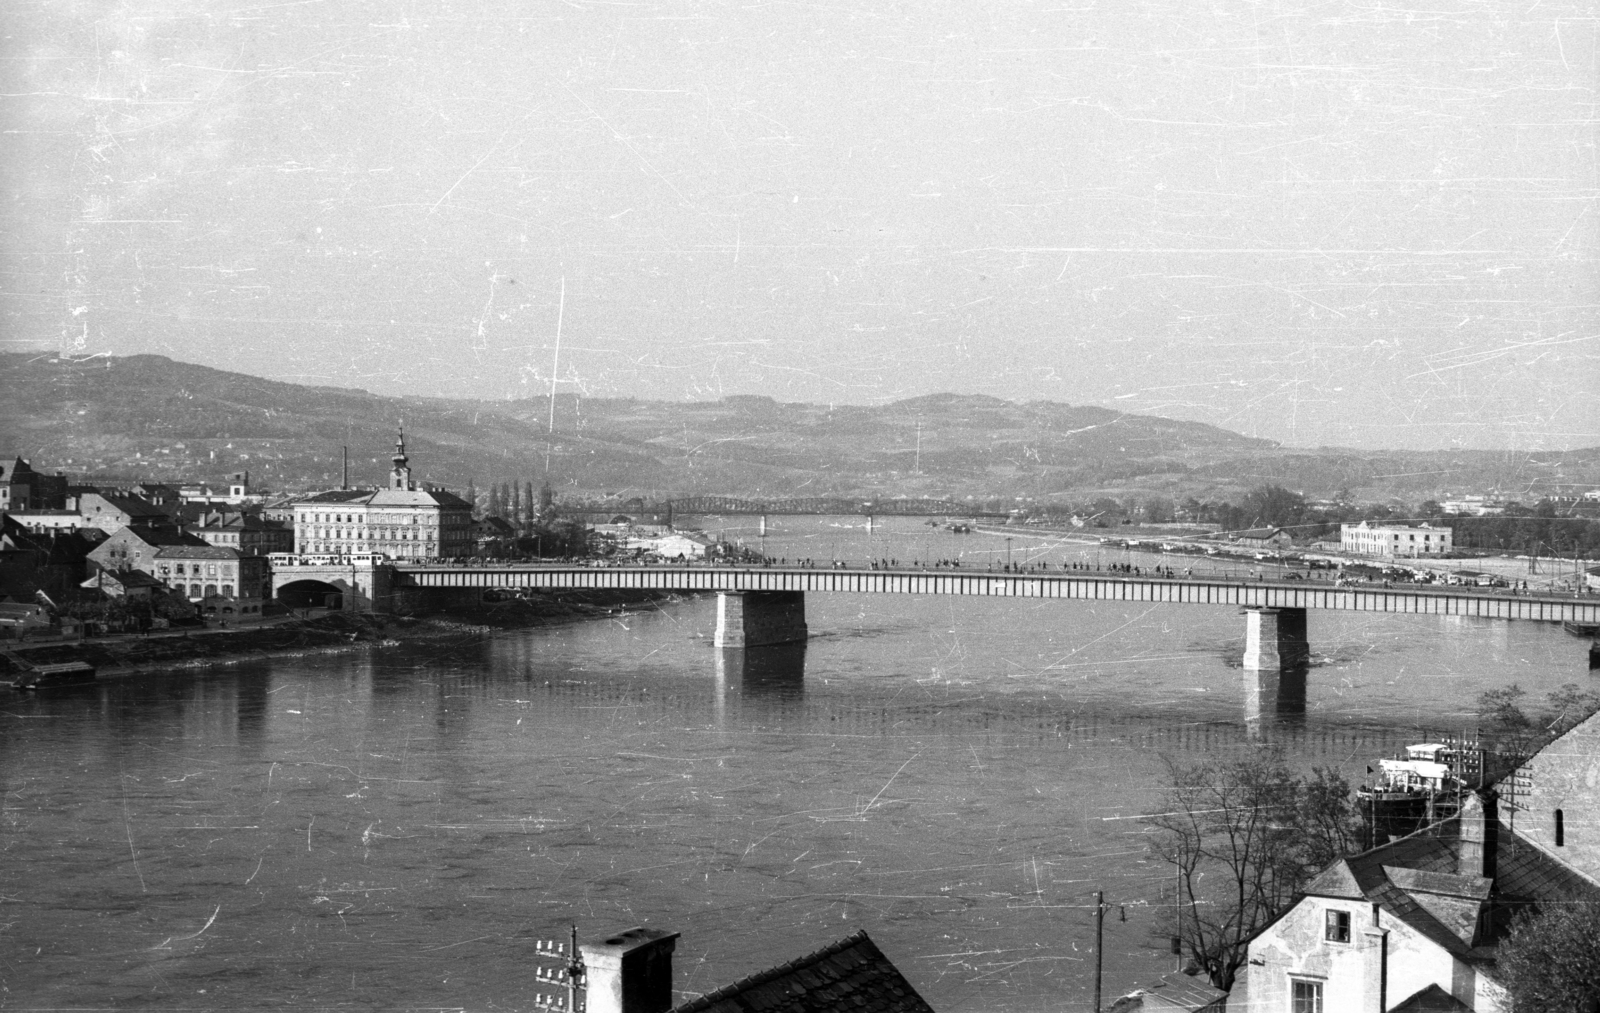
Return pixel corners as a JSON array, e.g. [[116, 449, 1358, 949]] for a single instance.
[[1291, 979, 1323, 1013], [1324, 909, 1350, 942]]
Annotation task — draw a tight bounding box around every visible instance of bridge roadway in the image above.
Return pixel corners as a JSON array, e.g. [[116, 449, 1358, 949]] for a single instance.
[[394, 563, 1600, 624]]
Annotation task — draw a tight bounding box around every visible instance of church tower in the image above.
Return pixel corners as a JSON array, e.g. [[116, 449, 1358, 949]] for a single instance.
[[390, 426, 414, 491]]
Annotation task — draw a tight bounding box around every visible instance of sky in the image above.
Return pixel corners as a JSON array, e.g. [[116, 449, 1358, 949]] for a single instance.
[[2, 0, 1596, 451]]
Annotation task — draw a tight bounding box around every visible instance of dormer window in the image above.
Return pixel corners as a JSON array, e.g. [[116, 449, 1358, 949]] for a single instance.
[[1324, 909, 1351, 943], [1556, 809, 1565, 847]]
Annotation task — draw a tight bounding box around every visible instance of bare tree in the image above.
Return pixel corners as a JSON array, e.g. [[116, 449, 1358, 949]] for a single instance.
[[1145, 751, 1360, 992]]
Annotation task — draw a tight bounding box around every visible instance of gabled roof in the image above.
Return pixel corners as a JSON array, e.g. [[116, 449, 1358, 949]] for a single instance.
[[103, 527, 208, 548], [80, 493, 170, 518], [0, 457, 38, 482], [1389, 983, 1474, 1011], [669, 931, 934, 1013], [82, 568, 164, 590], [1297, 806, 1600, 961], [1235, 527, 1285, 540]]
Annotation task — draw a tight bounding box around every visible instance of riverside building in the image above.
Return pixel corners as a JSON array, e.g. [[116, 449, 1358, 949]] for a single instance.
[[1340, 521, 1452, 558], [291, 431, 473, 560]]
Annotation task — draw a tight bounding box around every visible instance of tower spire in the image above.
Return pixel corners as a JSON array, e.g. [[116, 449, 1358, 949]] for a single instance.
[[390, 423, 413, 490]]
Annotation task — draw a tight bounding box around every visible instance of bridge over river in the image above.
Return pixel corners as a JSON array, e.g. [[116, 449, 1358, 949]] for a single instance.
[[271, 556, 1600, 670]]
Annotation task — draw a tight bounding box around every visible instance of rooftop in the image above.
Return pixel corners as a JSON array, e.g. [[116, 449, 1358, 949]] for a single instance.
[[669, 931, 935, 1013], [1301, 804, 1600, 961], [154, 545, 243, 560]]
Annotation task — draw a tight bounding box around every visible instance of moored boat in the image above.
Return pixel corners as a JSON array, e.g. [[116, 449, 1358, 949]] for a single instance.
[[12, 660, 97, 690]]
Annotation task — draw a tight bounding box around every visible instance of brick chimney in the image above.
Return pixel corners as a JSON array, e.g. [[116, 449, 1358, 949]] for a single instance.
[[580, 927, 679, 1013], [1459, 792, 1497, 879]]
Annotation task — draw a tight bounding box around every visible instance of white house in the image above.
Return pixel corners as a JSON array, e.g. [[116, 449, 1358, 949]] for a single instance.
[[1340, 522, 1453, 558], [1244, 710, 1600, 1011]]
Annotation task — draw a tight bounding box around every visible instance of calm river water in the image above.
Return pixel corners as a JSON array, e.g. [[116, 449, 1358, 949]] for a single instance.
[[2, 518, 1587, 1012]]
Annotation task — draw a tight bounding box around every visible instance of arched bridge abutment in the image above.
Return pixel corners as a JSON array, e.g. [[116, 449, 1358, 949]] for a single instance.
[[276, 579, 350, 611]]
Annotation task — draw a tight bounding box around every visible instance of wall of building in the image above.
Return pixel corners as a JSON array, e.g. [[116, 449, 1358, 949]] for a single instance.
[[1340, 524, 1453, 557], [1504, 714, 1600, 882], [1247, 896, 1498, 1012], [294, 502, 473, 559]]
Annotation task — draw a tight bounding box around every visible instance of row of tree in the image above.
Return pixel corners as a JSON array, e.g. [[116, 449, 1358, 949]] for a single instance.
[[1037, 485, 1600, 551], [473, 479, 555, 532]]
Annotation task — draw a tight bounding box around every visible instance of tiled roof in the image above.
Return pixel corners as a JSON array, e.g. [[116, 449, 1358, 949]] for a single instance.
[[297, 489, 375, 503], [115, 528, 208, 548], [368, 488, 471, 507], [87, 494, 171, 517], [669, 931, 935, 1013], [82, 568, 164, 589], [1107, 973, 1228, 1012], [192, 514, 285, 531], [1389, 983, 1473, 1011], [1300, 805, 1600, 961], [293, 488, 470, 507], [154, 545, 242, 560]]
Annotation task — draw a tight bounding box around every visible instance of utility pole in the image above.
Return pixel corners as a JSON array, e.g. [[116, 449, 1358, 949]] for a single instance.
[[1174, 862, 1182, 974], [1093, 889, 1105, 1013]]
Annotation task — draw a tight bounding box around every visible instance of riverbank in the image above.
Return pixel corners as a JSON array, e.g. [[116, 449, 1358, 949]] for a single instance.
[[0, 589, 685, 683]]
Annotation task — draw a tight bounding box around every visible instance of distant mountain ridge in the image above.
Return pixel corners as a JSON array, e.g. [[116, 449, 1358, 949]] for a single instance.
[[3, 353, 1596, 503]]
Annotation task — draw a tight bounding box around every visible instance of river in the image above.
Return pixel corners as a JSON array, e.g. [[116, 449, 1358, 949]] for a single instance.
[[1, 517, 1588, 1012]]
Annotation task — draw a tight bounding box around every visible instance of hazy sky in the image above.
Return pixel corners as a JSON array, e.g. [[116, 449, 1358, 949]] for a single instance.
[[4, 0, 1596, 450]]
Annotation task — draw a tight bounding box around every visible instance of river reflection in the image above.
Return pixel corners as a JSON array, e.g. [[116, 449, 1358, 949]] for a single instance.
[[1, 568, 1588, 1012]]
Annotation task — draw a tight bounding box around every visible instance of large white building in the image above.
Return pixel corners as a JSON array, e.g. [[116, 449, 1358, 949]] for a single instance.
[[1340, 521, 1452, 558], [291, 432, 473, 560]]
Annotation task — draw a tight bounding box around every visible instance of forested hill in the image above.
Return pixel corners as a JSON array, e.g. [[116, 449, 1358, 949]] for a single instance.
[[3, 352, 1596, 503]]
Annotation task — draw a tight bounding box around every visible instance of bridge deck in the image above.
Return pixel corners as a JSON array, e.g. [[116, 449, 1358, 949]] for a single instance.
[[391, 565, 1600, 623]]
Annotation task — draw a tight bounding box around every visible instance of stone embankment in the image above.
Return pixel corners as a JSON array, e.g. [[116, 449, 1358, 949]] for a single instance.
[[0, 590, 682, 682]]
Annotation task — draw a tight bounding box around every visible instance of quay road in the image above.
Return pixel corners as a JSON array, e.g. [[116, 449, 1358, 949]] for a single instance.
[[394, 561, 1600, 624]]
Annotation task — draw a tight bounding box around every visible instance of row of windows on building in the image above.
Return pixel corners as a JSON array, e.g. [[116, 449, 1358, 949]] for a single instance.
[[309, 527, 438, 539], [307, 512, 449, 525], [176, 582, 236, 598], [157, 563, 235, 578]]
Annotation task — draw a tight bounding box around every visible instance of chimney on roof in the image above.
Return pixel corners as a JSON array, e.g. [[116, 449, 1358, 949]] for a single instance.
[[1459, 791, 1497, 880], [1360, 903, 1388, 1013], [579, 927, 679, 1013]]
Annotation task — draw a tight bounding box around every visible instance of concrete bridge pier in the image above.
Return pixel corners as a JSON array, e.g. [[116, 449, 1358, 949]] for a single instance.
[[1242, 606, 1309, 670], [1241, 606, 1310, 739], [714, 591, 808, 648]]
